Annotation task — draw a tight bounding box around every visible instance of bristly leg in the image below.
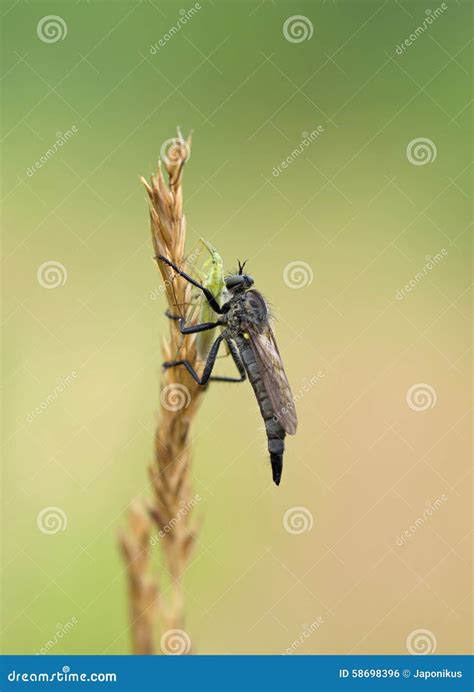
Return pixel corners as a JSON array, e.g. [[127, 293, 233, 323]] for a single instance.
[[164, 310, 223, 335], [164, 334, 247, 385], [157, 255, 223, 314]]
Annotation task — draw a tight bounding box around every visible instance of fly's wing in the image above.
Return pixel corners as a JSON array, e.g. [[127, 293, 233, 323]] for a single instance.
[[247, 322, 298, 435]]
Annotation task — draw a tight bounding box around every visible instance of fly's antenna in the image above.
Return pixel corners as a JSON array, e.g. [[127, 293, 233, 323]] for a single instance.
[[237, 259, 248, 274]]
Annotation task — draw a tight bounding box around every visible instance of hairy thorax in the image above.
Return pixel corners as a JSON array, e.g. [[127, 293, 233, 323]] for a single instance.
[[224, 290, 269, 337]]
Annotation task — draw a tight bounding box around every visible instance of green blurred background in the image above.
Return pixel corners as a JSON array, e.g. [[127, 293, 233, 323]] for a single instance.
[[1, 0, 472, 655]]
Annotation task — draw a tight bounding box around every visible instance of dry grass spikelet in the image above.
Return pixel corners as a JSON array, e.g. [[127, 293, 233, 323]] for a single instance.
[[121, 129, 204, 654]]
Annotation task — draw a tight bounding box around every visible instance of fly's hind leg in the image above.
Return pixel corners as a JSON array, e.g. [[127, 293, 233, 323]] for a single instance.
[[208, 338, 247, 383], [163, 336, 246, 384], [163, 334, 224, 385]]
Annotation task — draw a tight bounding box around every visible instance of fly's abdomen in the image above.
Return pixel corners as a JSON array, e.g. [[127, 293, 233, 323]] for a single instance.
[[237, 336, 286, 485]]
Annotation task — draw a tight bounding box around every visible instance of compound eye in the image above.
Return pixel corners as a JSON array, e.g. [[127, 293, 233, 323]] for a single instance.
[[225, 275, 245, 289]]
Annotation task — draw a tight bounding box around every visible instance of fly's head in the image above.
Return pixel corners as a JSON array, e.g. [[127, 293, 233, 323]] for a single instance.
[[225, 260, 254, 294]]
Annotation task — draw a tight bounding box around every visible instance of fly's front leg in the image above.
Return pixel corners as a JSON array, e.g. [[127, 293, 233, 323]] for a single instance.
[[158, 255, 223, 314], [163, 334, 224, 385]]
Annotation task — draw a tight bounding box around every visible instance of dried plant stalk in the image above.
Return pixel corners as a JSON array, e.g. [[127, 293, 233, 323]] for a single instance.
[[119, 502, 158, 655], [120, 131, 203, 654]]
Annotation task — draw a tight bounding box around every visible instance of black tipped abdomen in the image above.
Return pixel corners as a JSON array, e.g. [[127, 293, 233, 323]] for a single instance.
[[271, 453, 283, 486], [236, 336, 287, 486], [267, 419, 285, 486]]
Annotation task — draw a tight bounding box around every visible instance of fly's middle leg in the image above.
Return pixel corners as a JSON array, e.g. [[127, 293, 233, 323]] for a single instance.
[[164, 310, 224, 335]]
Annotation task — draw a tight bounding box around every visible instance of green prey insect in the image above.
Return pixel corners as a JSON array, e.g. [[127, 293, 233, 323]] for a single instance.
[[165, 238, 228, 357], [195, 239, 227, 358]]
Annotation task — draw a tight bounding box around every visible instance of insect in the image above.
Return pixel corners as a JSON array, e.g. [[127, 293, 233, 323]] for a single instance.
[[159, 254, 297, 485], [194, 239, 227, 358]]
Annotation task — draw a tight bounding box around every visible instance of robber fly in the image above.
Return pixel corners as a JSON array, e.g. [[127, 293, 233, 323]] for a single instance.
[[159, 254, 297, 486]]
